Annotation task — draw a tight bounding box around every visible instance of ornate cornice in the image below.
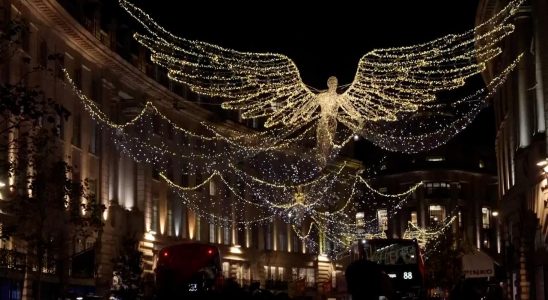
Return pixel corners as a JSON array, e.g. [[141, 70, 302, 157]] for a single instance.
[[21, 0, 213, 122]]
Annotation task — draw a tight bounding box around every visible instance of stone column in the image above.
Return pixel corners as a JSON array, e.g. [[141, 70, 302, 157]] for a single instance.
[[515, 9, 534, 148], [532, 0, 548, 156]]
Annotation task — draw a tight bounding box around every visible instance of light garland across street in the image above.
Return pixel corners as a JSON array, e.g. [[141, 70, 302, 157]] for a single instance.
[[57, 0, 528, 256]]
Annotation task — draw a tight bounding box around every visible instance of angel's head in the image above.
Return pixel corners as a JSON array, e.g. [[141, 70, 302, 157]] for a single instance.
[[327, 76, 338, 92]]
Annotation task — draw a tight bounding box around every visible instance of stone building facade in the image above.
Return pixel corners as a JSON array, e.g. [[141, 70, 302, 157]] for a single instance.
[[477, 0, 548, 298], [0, 0, 360, 298]]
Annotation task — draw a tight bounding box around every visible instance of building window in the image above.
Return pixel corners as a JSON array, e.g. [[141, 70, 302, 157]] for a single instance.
[[223, 225, 230, 245], [195, 215, 201, 241], [209, 223, 216, 243], [278, 228, 286, 252], [20, 20, 30, 52], [292, 268, 299, 281], [181, 208, 187, 238], [166, 125, 174, 140], [165, 162, 173, 182], [292, 234, 299, 253], [195, 172, 203, 192], [56, 114, 65, 139], [222, 262, 230, 279], [270, 266, 276, 280], [410, 211, 418, 226], [429, 205, 446, 226], [425, 182, 451, 197], [356, 212, 365, 233], [91, 78, 102, 103], [73, 67, 82, 89], [264, 266, 270, 279], [87, 179, 97, 198], [39, 41, 48, 67], [377, 209, 388, 232], [55, 55, 65, 79], [482, 207, 491, 229], [264, 266, 277, 280], [71, 114, 81, 147], [152, 115, 162, 135], [356, 212, 365, 225], [179, 133, 190, 146], [209, 180, 216, 196], [181, 172, 189, 187], [151, 193, 159, 233], [265, 224, 272, 250], [277, 267, 285, 280], [167, 208, 173, 236], [303, 268, 315, 287], [89, 123, 100, 154]]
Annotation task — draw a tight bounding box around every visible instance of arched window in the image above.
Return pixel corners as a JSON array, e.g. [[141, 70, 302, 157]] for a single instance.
[[481, 207, 491, 229]]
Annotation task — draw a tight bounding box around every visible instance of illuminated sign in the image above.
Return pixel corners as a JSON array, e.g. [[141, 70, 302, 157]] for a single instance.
[[388, 273, 397, 278], [462, 251, 495, 278], [188, 283, 198, 292], [403, 272, 413, 280]]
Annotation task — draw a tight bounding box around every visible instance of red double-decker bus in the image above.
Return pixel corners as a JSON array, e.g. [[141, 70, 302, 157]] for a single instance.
[[155, 242, 223, 298]]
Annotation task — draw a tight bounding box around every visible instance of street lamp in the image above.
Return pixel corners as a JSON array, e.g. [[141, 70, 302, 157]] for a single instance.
[[491, 211, 499, 217]]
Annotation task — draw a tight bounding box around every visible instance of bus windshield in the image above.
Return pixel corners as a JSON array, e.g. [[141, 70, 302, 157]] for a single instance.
[[354, 239, 425, 299], [362, 240, 418, 265]]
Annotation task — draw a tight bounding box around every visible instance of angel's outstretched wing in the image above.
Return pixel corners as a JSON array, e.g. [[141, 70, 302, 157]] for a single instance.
[[119, 0, 317, 129], [338, 0, 523, 131]]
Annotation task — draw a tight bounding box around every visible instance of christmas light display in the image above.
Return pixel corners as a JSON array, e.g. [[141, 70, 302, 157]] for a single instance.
[[403, 216, 457, 250], [65, 68, 422, 248], [59, 0, 528, 258], [119, 0, 524, 160]]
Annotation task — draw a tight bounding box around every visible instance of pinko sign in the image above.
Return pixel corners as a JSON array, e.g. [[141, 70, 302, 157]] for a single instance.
[[462, 251, 495, 278]]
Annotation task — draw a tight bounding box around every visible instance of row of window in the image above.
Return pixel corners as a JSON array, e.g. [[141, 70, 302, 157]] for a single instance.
[[149, 198, 307, 253], [263, 266, 315, 286], [358, 204, 495, 232]]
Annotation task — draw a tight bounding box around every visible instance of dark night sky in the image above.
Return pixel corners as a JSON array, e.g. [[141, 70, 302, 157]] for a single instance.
[[134, 0, 496, 168], [139, 0, 481, 88]]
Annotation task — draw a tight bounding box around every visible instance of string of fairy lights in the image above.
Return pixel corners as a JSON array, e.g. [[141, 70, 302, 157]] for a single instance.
[[361, 54, 523, 153], [403, 216, 457, 249], [64, 63, 497, 257], [65, 67, 423, 250], [119, 0, 524, 160], [58, 0, 527, 256]]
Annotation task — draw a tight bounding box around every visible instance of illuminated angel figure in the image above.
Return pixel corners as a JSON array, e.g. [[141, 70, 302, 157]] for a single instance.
[[120, 0, 524, 162]]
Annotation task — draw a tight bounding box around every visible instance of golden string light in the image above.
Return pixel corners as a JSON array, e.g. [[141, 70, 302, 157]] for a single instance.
[[60, 1, 527, 257], [64, 68, 345, 188], [65, 58, 455, 256], [119, 0, 524, 162], [362, 54, 523, 153], [402, 216, 457, 249]]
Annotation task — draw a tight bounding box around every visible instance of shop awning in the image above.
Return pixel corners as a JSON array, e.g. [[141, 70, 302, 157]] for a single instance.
[[462, 251, 495, 278]]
